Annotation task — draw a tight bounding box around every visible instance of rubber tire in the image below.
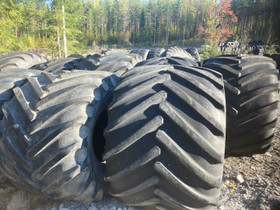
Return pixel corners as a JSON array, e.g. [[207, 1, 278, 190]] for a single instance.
[[96, 54, 143, 77], [270, 54, 280, 70], [44, 57, 97, 73], [0, 51, 47, 69], [147, 48, 166, 59], [185, 47, 201, 62], [69, 54, 85, 59], [102, 49, 128, 56], [85, 54, 102, 66], [161, 47, 195, 61], [0, 69, 42, 119], [203, 55, 279, 156], [103, 64, 226, 209], [136, 56, 198, 67], [0, 70, 119, 203], [130, 48, 150, 60]]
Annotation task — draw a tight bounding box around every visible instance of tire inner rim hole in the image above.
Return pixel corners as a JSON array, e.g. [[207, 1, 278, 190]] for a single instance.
[[93, 109, 108, 162]]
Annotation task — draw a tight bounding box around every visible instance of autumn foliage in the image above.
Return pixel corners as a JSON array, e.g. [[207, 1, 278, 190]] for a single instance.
[[198, 0, 238, 46]]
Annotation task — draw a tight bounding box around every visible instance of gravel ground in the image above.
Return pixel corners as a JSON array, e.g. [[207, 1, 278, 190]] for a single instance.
[[0, 114, 279, 210]]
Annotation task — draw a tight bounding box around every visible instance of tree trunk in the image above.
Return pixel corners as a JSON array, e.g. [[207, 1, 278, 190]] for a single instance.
[[115, 16, 118, 35], [133, 17, 135, 46], [123, 17, 126, 47], [166, 13, 169, 46], [62, 4, 67, 57], [101, 17, 104, 45], [153, 11, 156, 45], [54, 0, 61, 58]]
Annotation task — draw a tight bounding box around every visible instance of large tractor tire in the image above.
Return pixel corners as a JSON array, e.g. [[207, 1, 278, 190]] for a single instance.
[[0, 69, 42, 184], [161, 47, 195, 61], [103, 64, 226, 209], [85, 54, 102, 66], [102, 49, 128, 56], [185, 47, 201, 62], [203, 55, 279, 156], [0, 51, 47, 70], [0, 70, 119, 203], [96, 53, 144, 77], [136, 56, 198, 67], [43, 57, 97, 73], [147, 48, 166, 59], [130, 48, 150, 60]]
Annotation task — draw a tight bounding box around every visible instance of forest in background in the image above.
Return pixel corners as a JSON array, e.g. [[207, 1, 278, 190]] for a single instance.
[[0, 0, 280, 58]]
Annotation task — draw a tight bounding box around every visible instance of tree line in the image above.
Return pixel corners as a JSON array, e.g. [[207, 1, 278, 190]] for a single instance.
[[0, 0, 279, 57]]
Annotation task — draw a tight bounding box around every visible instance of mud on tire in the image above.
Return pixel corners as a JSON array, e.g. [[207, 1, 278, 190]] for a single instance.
[[103, 64, 226, 209], [203, 55, 279, 156]]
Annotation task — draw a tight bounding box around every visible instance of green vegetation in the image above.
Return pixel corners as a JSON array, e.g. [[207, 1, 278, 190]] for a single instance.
[[0, 0, 279, 58]]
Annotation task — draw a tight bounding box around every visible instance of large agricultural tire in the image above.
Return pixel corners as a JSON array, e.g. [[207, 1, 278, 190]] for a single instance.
[[0, 68, 41, 185], [96, 53, 144, 77], [43, 57, 97, 73], [185, 47, 201, 62], [130, 48, 150, 60], [147, 48, 166, 59], [98, 52, 129, 65], [103, 64, 226, 209], [203, 55, 279, 156], [85, 54, 102, 66], [161, 47, 195, 61], [0, 70, 119, 203], [0, 51, 47, 70], [136, 56, 198, 67], [102, 49, 128, 56], [69, 53, 85, 59]]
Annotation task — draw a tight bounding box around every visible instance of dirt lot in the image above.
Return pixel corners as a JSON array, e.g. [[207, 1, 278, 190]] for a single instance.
[[218, 121, 280, 210], [0, 114, 279, 210]]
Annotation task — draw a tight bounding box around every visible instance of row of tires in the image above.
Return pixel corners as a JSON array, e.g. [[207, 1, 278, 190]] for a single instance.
[[0, 48, 279, 209]]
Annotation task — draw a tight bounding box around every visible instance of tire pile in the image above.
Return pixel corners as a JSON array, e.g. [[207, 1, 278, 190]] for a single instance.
[[0, 47, 279, 209]]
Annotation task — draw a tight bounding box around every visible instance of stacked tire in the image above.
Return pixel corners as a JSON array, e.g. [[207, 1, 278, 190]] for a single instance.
[[0, 49, 278, 209], [0, 51, 48, 69], [203, 55, 279, 156]]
